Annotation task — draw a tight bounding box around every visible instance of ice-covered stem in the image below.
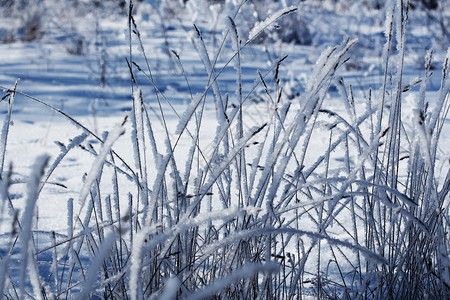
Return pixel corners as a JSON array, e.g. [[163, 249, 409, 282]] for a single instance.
[[64, 197, 74, 284], [428, 48, 450, 296], [192, 25, 231, 199], [428, 48, 450, 153], [193, 24, 226, 122], [384, 0, 409, 187], [0, 207, 19, 297], [247, 6, 298, 43], [109, 152, 122, 226], [0, 79, 18, 180], [375, 0, 395, 137], [40, 132, 87, 194], [301, 38, 357, 118], [19, 154, 50, 300], [131, 89, 149, 220], [79, 229, 118, 298], [227, 15, 249, 206], [0, 252, 9, 295], [226, 16, 243, 137], [143, 105, 162, 167], [129, 223, 163, 300], [407, 50, 434, 190], [0, 162, 15, 221], [51, 232, 59, 291], [76, 121, 126, 225]]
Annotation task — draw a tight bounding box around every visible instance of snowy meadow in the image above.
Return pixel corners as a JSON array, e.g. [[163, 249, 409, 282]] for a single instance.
[[0, 0, 449, 299]]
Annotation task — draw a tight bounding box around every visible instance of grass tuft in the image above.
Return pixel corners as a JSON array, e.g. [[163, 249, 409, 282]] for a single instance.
[[0, 0, 448, 299]]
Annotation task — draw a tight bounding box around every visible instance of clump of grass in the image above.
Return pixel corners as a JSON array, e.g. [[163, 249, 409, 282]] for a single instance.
[[0, 0, 448, 299]]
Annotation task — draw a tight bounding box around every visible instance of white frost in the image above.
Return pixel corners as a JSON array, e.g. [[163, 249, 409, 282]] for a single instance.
[[77, 122, 125, 219], [248, 6, 297, 42]]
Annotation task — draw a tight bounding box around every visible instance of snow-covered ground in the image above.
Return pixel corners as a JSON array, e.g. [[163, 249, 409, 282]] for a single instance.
[[0, 0, 449, 298]]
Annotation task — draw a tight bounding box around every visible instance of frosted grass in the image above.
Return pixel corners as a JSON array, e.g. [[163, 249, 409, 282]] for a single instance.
[[248, 6, 297, 42], [0, 0, 448, 299], [77, 121, 126, 219]]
